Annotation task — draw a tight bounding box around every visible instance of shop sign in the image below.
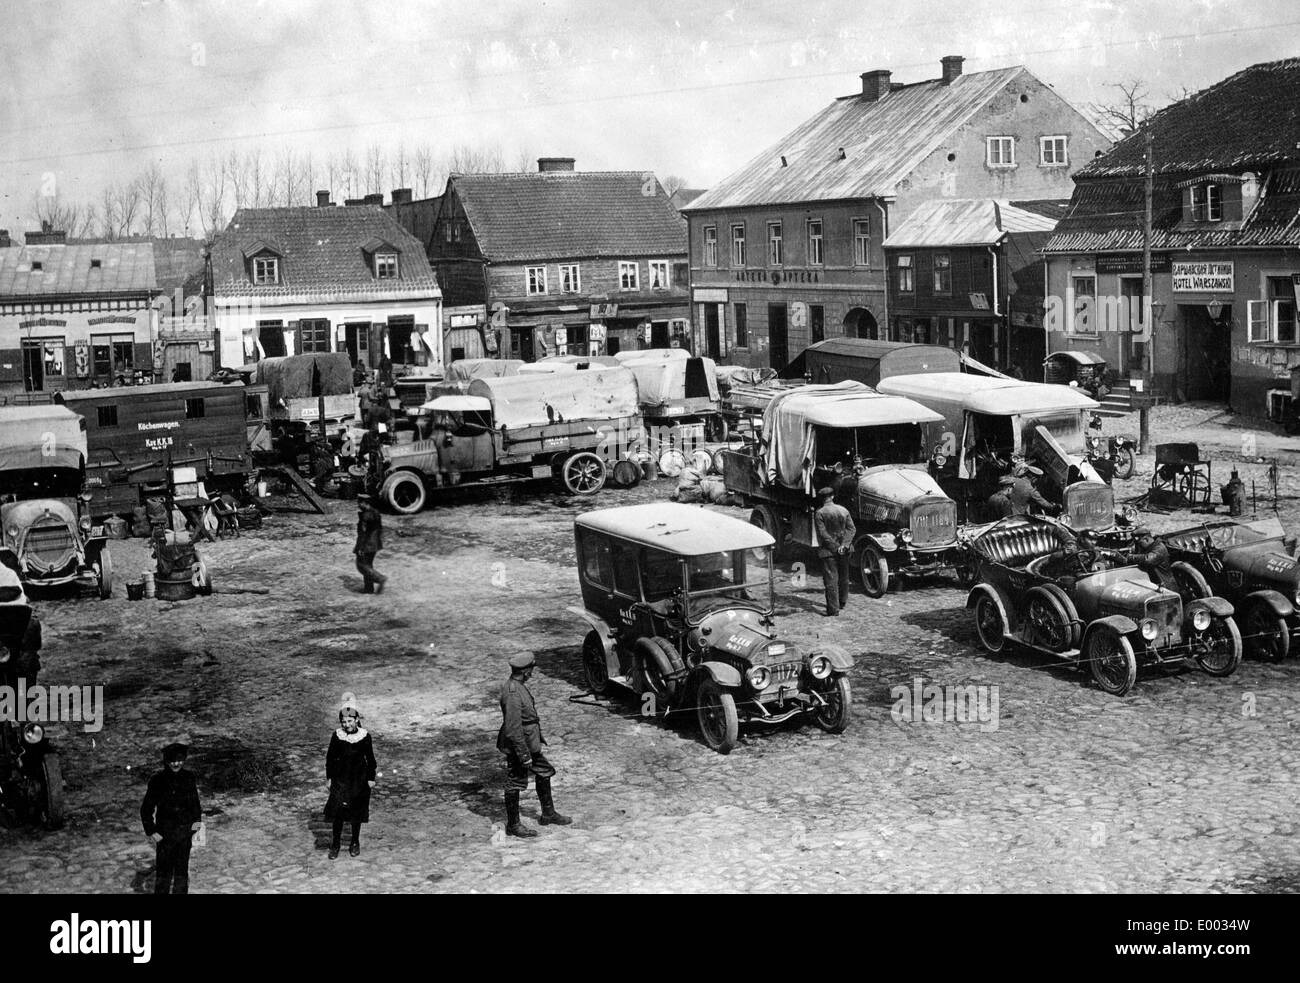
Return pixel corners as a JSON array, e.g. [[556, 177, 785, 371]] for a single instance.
[[1096, 254, 1171, 275], [692, 289, 728, 304], [1172, 261, 1233, 292]]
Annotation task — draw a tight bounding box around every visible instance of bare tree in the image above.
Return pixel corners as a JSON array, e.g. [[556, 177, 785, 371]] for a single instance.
[[445, 143, 506, 175], [156, 178, 171, 237], [32, 191, 96, 238], [115, 179, 143, 237], [1089, 79, 1158, 138], [275, 147, 302, 206], [338, 149, 359, 200], [183, 160, 204, 236], [389, 142, 408, 192], [247, 147, 270, 208], [227, 149, 249, 209], [413, 144, 437, 198], [99, 183, 121, 239], [513, 147, 534, 172], [660, 174, 689, 196], [139, 162, 169, 236], [364, 143, 386, 195]]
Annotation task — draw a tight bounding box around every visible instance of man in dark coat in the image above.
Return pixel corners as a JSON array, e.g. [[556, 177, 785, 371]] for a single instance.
[[498, 652, 570, 838], [140, 742, 203, 894], [986, 475, 1018, 519], [1009, 463, 1057, 517], [1124, 528, 1174, 589], [813, 486, 856, 615], [354, 495, 387, 594]]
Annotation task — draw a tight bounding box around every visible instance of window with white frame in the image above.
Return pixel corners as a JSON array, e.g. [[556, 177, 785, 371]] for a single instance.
[[703, 226, 717, 267], [1250, 276, 1298, 343], [807, 219, 824, 266], [933, 253, 951, 293], [1190, 184, 1223, 222], [1070, 275, 1097, 335], [375, 253, 398, 279], [897, 254, 914, 292], [619, 261, 640, 290], [731, 224, 746, 266], [526, 266, 548, 295], [1039, 136, 1068, 166], [559, 263, 581, 293], [853, 218, 871, 266], [986, 136, 1015, 167], [767, 222, 783, 265], [252, 255, 280, 285], [648, 260, 670, 289]]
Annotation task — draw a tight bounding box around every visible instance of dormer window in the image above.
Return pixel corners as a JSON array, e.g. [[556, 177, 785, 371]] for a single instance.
[[31, 260, 43, 272], [1190, 183, 1223, 222], [90, 258, 102, 270], [253, 256, 280, 285], [375, 253, 398, 279]]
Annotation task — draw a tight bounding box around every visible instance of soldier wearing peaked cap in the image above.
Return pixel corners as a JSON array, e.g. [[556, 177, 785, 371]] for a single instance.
[[497, 652, 571, 838], [141, 742, 203, 894]]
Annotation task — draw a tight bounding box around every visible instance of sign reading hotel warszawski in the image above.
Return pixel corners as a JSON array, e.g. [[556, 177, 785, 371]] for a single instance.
[[1172, 261, 1234, 293]]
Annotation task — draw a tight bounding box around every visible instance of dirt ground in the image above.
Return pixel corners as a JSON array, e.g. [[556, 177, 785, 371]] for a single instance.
[[3, 404, 1300, 893]]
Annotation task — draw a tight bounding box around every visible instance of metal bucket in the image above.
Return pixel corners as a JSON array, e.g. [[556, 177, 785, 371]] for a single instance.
[[155, 573, 195, 602], [126, 580, 145, 601], [141, 571, 156, 598]]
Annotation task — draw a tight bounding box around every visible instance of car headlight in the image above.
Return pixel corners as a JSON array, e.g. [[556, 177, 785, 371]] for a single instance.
[[79, 516, 92, 533], [746, 665, 771, 690], [900, 529, 913, 544], [5, 526, 17, 540], [765, 642, 786, 658], [23, 723, 43, 744], [1192, 609, 1212, 632], [810, 655, 832, 679], [1060, 513, 1072, 526], [933, 453, 947, 468], [1140, 618, 1159, 641]]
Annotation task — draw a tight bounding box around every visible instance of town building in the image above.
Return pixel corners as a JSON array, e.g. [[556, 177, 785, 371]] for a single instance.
[[0, 227, 159, 398], [208, 199, 442, 373], [1042, 57, 1300, 417], [883, 198, 1065, 372], [427, 158, 689, 361], [683, 55, 1110, 369]]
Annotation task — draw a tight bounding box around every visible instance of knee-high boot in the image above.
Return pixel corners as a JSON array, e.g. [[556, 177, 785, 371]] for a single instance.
[[536, 776, 572, 826], [505, 790, 537, 838]]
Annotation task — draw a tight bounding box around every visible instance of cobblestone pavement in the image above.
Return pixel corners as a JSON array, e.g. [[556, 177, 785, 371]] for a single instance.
[[2, 451, 1300, 894]]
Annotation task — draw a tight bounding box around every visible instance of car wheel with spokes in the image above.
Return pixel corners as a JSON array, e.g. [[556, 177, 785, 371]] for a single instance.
[[1114, 445, 1136, 480], [1241, 604, 1290, 662], [582, 630, 610, 696], [1024, 586, 1073, 652], [858, 543, 889, 598], [1171, 561, 1212, 600], [695, 678, 738, 754], [1195, 616, 1242, 677], [1085, 626, 1138, 696], [561, 452, 607, 495], [813, 676, 851, 734], [973, 594, 1006, 653]]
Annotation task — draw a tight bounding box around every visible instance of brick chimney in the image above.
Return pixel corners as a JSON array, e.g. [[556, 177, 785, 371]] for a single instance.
[[316, 190, 331, 207], [343, 197, 366, 207], [0, 229, 10, 248], [538, 157, 575, 172], [391, 188, 413, 205], [941, 55, 964, 85], [26, 226, 67, 245], [860, 70, 892, 102]]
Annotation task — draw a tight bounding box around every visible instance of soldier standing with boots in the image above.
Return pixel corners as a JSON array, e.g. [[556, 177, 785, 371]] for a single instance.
[[814, 486, 856, 616], [354, 494, 387, 594], [497, 653, 571, 838], [140, 743, 203, 894]]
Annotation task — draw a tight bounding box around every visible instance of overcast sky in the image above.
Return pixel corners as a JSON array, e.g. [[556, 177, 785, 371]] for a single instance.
[[1, 0, 1294, 238]]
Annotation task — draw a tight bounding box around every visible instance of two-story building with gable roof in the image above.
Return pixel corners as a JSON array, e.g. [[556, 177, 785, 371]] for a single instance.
[[1042, 58, 1300, 417], [208, 199, 442, 373], [427, 158, 689, 361], [683, 55, 1109, 370]]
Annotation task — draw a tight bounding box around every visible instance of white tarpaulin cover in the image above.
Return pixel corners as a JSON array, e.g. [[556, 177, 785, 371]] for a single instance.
[[420, 396, 493, 412], [445, 359, 524, 384], [761, 381, 942, 492], [468, 366, 639, 430], [615, 350, 721, 405], [0, 405, 87, 472]]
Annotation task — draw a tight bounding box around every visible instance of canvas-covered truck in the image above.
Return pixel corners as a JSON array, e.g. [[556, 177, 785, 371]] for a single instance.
[[56, 382, 253, 519], [378, 366, 642, 513], [721, 381, 969, 595], [244, 352, 358, 431]]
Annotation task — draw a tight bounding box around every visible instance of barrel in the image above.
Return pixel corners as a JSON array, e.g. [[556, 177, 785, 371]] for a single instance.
[[155, 572, 196, 602]]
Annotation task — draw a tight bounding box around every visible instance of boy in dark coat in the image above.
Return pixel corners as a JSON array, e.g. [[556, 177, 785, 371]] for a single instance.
[[140, 743, 203, 894], [354, 495, 387, 594], [325, 693, 377, 858]]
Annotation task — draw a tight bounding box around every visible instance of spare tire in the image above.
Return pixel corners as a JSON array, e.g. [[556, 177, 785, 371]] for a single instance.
[[381, 471, 427, 514]]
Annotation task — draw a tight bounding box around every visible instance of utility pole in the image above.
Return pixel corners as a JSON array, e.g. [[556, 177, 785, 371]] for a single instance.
[[1139, 126, 1154, 454]]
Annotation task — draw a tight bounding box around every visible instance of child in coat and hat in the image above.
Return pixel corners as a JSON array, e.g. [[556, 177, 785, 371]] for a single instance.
[[325, 693, 377, 859], [140, 742, 203, 894]]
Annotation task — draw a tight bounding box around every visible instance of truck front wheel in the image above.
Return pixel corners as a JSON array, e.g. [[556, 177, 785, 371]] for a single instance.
[[560, 452, 607, 495], [381, 472, 427, 514]]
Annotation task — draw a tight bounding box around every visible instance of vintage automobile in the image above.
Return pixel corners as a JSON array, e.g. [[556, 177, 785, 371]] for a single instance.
[[721, 381, 969, 595], [1085, 412, 1137, 483], [1043, 350, 1110, 400], [569, 503, 853, 753], [0, 567, 64, 828], [1162, 518, 1300, 661], [0, 407, 113, 599], [966, 515, 1242, 695], [876, 372, 1102, 519]]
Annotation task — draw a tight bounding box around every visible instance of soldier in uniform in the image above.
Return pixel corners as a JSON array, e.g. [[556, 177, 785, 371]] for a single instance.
[[1124, 527, 1174, 589], [497, 652, 571, 838], [813, 486, 856, 616], [353, 494, 387, 594], [986, 475, 1018, 519], [1009, 463, 1057, 517], [140, 742, 203, 895]]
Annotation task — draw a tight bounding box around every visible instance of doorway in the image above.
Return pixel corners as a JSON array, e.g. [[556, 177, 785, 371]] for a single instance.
[[511, 327, 535, 362], [1178, 304, 1231, 402], [21, 342, 44, 391], [844, 307, 878, 340], [704, 304, 721, 359], [344, 323, 371, 368], [768, 304, 789, 369]]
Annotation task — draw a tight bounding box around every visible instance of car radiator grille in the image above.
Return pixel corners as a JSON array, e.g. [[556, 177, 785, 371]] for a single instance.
[[910, 501, 957, 548], [1145, 595, 1182, 643], [23, 523, 77, 573]]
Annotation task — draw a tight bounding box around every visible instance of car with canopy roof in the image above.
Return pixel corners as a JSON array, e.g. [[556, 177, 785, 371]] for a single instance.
[[569, 502, 853, 753]]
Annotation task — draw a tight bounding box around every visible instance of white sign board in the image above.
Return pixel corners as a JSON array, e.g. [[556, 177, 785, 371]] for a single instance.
[[1172, 261, 1234, 293]]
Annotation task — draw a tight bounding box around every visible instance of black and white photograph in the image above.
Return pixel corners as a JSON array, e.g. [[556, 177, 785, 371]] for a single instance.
[[0, 0, 1295, 953]]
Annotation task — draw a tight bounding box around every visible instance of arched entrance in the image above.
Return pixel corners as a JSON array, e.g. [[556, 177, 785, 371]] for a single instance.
[[844, 307, 878, 340]]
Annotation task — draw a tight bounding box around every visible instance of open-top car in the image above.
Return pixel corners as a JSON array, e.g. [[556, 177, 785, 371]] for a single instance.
[[0, 407, 112, 599], [569, 502, 853, 753], [1162, 518, 1300, 661], [966, 515, 1241, 695]]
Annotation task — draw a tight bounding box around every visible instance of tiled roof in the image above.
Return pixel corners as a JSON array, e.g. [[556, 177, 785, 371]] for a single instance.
[[384, 195, 442, 254], [1078, 58, 1300, 178], [884, 198, 1062, 248], [449, 172, 687, 262], [0, 242, 156, 297], [685, 67, 1026, 211], [1042, 167, 1300, 253], [210, 206, 439, 299]]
